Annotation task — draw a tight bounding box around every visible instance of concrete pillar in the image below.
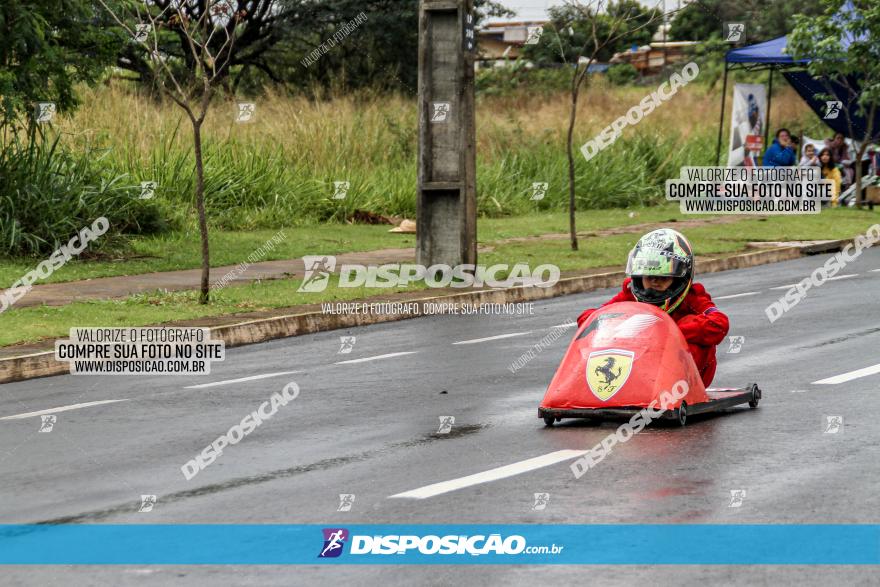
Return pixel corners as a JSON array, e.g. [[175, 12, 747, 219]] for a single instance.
[[417, 0, 477, 267]]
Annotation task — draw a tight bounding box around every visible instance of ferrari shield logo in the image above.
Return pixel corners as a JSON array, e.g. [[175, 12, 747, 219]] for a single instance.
[[586, 349, 634, 401]]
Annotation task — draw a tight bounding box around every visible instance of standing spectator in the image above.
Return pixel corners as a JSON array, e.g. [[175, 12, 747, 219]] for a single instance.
[[799, 143, 819, 167], [819, 147, 841, 207], [763, 128, 797, 167], [825, 132, 854, 187]]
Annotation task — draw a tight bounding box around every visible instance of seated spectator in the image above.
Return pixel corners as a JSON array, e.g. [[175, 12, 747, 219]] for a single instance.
[[819, 147, 841, 207], [799, 143, 819, 167], [825, 132, 854, 187], [868, 146, 879, 176], [763, 128, 796, 167]]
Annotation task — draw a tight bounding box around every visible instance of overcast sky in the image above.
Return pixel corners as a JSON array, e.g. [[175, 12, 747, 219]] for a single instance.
[[487, 0, 675, 22]]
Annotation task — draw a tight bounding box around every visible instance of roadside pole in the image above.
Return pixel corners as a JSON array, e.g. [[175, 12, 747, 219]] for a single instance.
[[417, 0, 477, 267]]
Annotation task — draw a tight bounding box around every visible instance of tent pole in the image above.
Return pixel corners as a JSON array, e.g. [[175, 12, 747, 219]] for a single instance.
[[764, 67, 774, 148], [716, 62, 729, 166]]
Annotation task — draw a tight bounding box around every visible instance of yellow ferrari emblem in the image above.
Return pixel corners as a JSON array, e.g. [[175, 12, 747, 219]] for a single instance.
[[586, 349, 634, 401]]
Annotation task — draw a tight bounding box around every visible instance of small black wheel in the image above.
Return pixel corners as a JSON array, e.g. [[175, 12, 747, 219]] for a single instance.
[[674, 402, 687, 427], [543, 415, 555, 427], [748, 385, 761, 408]]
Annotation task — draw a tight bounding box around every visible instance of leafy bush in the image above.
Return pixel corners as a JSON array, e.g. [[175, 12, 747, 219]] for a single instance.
[[476, 64, 572, 97], [606, 64, 638, 86], [0, 129, 165, 257]]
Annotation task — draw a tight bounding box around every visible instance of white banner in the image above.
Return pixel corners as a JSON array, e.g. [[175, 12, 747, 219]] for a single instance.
[[727, 83, 767, 167]]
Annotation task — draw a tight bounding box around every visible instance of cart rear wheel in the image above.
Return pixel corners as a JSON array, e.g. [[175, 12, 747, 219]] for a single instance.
[[749, 385, 761, 408], [674, 402, 687, 427], [543, 415, 555, 427]]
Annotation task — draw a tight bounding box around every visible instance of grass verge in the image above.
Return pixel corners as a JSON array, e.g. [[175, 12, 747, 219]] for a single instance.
[[1, 208, 877, 348], [0, 204, 707, 286]]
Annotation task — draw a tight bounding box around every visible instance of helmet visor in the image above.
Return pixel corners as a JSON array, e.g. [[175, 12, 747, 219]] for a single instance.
[[626, 246, 691, 277]]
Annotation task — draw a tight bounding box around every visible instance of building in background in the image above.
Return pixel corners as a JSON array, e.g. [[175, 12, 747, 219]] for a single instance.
[[476, 20, 548, 68], [609, 24, 697, 75]]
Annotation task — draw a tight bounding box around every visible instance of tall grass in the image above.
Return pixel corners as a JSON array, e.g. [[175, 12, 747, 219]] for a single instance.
[[0, 127, 165, 256], [49, 80, 811, 230]]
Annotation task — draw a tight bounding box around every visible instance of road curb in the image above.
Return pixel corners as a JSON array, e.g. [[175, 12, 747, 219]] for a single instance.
[[0, 243, 829, 384]]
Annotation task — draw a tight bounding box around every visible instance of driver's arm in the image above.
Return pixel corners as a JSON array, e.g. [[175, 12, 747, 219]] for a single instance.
[[675, 284, 729, 346]]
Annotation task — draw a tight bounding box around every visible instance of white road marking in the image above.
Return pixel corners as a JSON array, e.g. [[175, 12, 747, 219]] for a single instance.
[[714, 291, 761, 300], [389, 449, 586, 499], [550, 322, 578, 329], [769, 274, 858, 290], [184, 370, 303, 389], [335, 352, 417, 365], [813, 362, 880, 385], [452, 332, 532, 345], [0, 399, 129, 420]]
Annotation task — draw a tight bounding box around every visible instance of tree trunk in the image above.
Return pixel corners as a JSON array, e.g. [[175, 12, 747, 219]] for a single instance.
[[192, 120, 211, 304], [567, 81, 580, 251], [855, 142, 868, 208]]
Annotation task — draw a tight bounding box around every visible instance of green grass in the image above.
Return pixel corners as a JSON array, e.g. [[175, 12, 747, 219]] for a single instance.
[[0, 224, 408, 286], [0, 204, 704, 287], [2, 207, 877, 348], [0, 276, 426, 347]]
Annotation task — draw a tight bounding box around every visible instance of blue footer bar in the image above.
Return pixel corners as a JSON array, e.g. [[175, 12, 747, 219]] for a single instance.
[[1, 524, 878, 564]]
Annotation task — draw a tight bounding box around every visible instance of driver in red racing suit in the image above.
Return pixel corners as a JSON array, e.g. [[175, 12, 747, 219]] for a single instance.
[[576, 229, 729, 386]]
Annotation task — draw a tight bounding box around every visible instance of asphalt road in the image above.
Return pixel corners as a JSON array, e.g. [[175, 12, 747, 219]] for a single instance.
[[2, 247, 880, 585]]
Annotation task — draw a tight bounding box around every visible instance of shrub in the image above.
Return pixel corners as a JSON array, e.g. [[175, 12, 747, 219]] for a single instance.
[[0, 128, 165, 257], [606, 63, 639, 86]]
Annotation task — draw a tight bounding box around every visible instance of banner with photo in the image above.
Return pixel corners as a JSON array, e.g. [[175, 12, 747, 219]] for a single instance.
[[727, 83, 767, 167]]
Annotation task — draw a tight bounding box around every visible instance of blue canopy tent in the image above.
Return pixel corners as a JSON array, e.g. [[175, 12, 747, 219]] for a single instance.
[[715, 36, 805, 164], [782, 71, 880, 141], [716, 1, 876, 164]]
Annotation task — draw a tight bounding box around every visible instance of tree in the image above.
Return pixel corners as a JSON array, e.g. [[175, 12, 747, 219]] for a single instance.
[[245, 0, 513, 93], [106, 0, 286, 93], [0, 0, 119, 125], [99, 0, 247, 304], [524, 1, 660, 65], [669, 0, 823, 43], [536, 1, 663, 251], [788, 0, 880, 207], [109, 0, 513, 94]]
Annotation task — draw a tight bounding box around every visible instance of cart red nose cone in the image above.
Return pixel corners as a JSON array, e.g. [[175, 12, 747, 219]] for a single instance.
[[541, 302, 706, 412]]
